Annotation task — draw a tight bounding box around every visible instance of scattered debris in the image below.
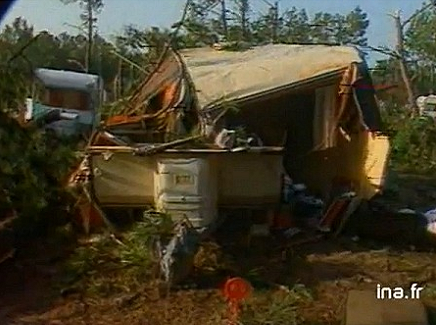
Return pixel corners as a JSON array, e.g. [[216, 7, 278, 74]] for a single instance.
[[59, 43, 395, 296], [423, 208, 436, 237], [157, 219, 201, 287]]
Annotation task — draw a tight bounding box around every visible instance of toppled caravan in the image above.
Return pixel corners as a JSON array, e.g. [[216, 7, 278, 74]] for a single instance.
[[71, 44, 390, 233]]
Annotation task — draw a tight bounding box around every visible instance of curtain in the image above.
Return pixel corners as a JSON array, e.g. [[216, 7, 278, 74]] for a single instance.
[[313, 84, 338, 151]]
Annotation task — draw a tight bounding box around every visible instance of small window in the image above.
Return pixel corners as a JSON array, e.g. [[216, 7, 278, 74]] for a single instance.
[[43, 88, 90, 111], [425, 103, 436, 112]]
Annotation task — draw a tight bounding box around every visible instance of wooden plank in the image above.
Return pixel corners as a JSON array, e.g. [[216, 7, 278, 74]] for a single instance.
[[88, 146, 284, 154]]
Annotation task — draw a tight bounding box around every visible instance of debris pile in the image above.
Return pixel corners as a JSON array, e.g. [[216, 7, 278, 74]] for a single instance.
[[351, 198, 436, 247], [66, 44, 393, 285], [264, 174, 360, 243]]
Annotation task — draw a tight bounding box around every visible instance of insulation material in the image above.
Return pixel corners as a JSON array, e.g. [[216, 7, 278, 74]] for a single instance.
[[162, 80, 180, 110]]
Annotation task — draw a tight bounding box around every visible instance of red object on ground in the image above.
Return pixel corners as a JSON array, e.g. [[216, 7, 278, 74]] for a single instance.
[[222, 277, 252, 325], [223, 277, 252, 301]]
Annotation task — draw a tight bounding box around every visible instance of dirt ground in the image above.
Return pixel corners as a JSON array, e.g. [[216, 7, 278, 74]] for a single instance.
[[1, 173, 436, 325]]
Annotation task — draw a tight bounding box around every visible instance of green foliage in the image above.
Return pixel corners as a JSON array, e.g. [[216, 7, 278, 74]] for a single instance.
[[373, 2, 436, 99], [405, 3, 436, 62], [63, 211, 174, 294], [0, 2, 373, 102], [381, 101, 436, 175], [61, 0, 104, 28], [372, 3, 436, 175], [239, 284, 312, 325], [0, 45, 78, 238], [181, 1, 370, 46], [0, 122, 78, 236]]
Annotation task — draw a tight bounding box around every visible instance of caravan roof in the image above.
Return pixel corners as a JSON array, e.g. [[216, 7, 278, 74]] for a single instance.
[[179, 44, 364, 109], [34, 68, 101, 93]]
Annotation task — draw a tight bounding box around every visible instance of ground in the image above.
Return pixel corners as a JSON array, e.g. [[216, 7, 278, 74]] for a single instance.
[[1, 173, 436, 325]]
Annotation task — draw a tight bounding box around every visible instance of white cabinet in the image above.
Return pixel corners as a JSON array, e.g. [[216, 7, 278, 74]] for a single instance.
[[154, 158, 217, 228]]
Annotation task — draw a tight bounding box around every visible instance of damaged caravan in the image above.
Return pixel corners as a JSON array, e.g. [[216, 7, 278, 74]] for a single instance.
[[20, 68, 104, 140], [70, 44, 389, 235]]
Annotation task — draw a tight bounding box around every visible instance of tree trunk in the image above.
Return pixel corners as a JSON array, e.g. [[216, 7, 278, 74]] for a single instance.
[[239, 0, 249, 41], [220, 0, 228, 40], [85, 0, 93, 73], [118, 57, 123, 98], [271, 2, 279, 43], [393, 11, 416, 115]]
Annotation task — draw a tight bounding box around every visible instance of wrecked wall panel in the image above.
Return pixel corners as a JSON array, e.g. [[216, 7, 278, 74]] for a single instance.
[[91, 151, 282, 208], [92, 153, 156, 205], [125, 51, 184, 116]]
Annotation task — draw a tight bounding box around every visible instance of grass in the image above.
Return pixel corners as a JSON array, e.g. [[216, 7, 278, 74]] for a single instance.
[[61, 211, 174, 296], [54, 216, 314, 325], [239, 284, 312, 325], [4, 171, 436, 325], [3, 231, 436, 325]]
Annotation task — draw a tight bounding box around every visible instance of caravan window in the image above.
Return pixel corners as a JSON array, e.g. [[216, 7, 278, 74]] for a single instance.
[[43, 88, 90, 111], [425, 102, 436, 112]]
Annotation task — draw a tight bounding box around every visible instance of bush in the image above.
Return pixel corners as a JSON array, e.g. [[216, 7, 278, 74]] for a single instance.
[[381, 101, 436, 175], [62, 211, 174, 295], [0, 62, 78, 239], [239, 284, 312, 325]]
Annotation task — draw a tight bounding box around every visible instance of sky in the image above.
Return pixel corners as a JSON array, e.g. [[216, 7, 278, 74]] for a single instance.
[[0, 0, 427, 65]]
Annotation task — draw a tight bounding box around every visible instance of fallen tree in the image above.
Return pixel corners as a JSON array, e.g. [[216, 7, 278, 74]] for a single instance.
[[0, 48, 79, 263]]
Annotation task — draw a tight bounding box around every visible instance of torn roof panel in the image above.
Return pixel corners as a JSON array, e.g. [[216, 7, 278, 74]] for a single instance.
[[34, 68, 101, 92], [178, 44, 364, 109], [124, 51, 184, 116]]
